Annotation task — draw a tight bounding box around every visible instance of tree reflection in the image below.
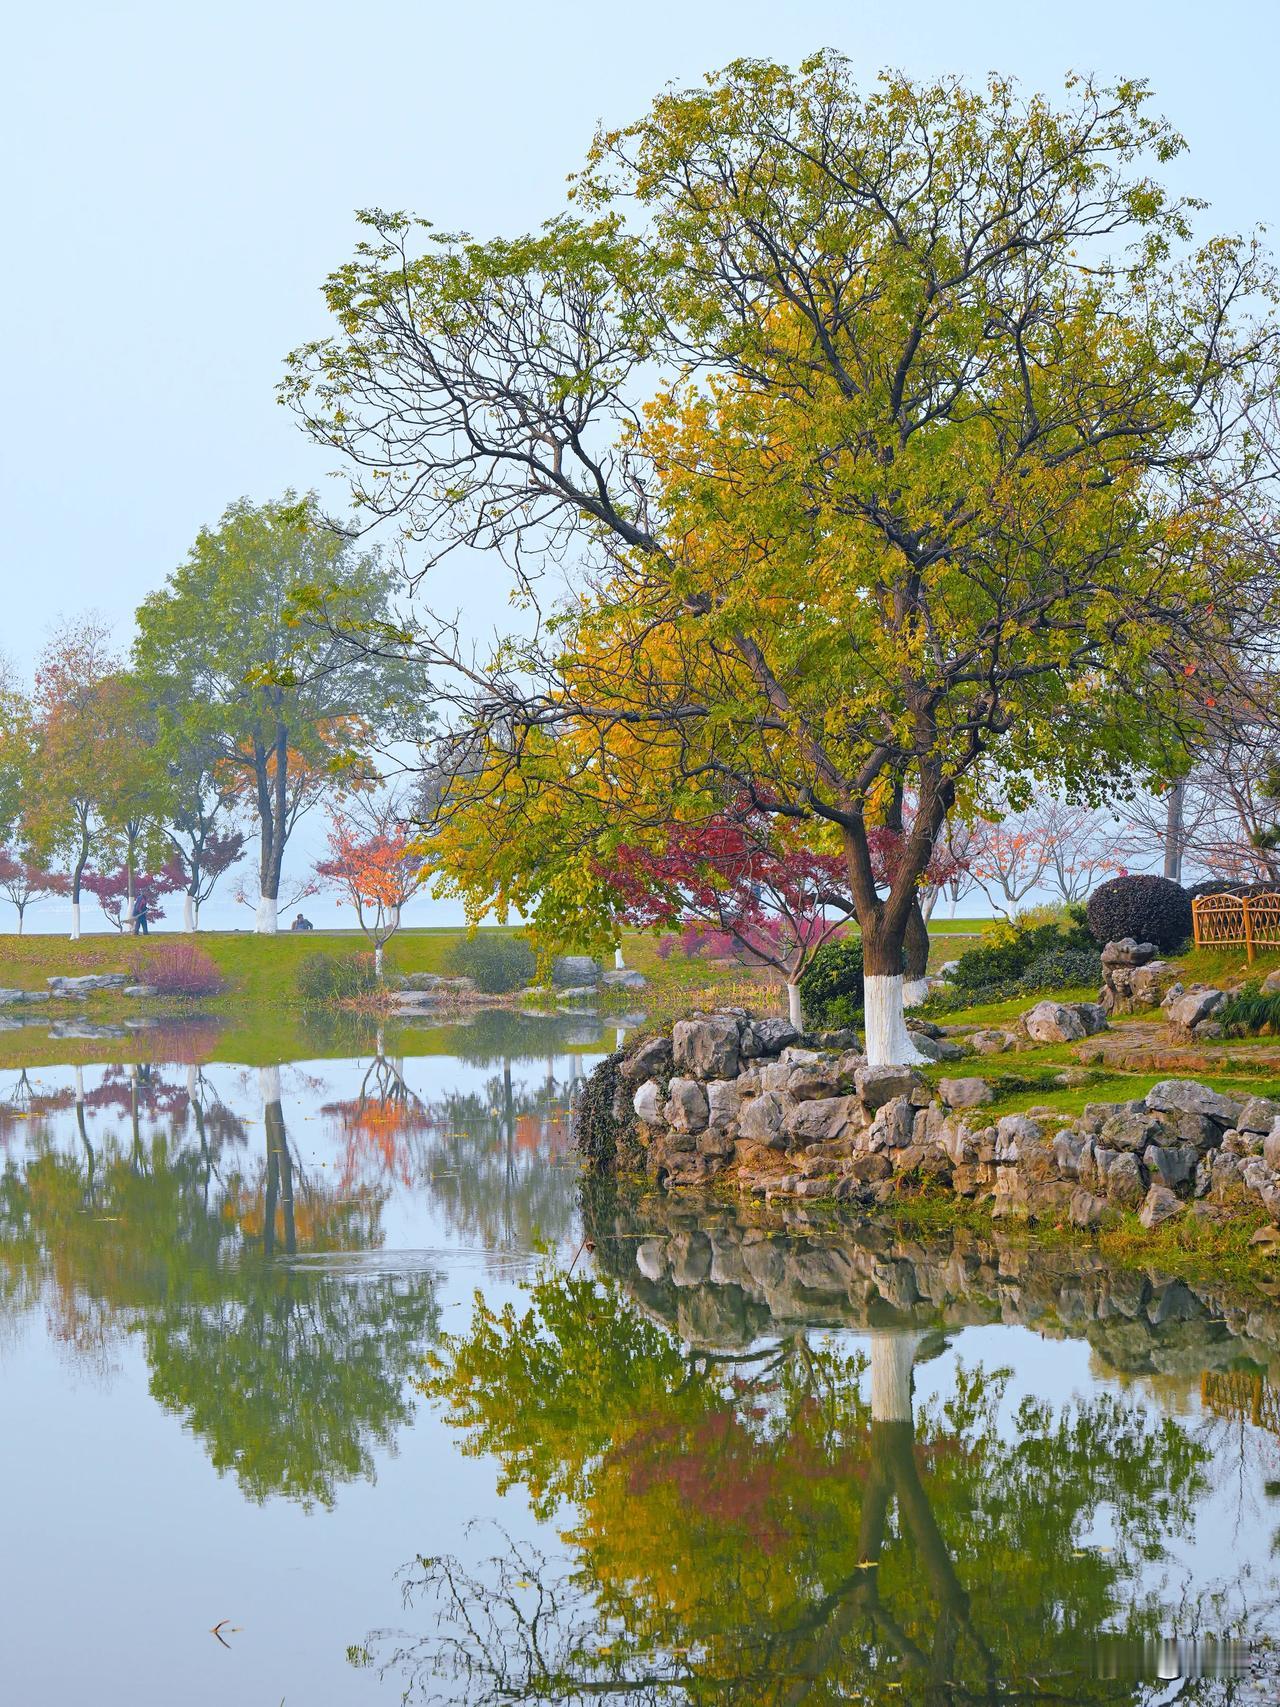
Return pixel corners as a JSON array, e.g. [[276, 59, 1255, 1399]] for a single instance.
[[372, 1265, 1245, 1704], [0, 1069, 439, 1506]]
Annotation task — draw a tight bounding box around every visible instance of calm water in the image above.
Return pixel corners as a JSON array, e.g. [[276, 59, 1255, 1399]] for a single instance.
[[3, 1011, 1280, 1703]]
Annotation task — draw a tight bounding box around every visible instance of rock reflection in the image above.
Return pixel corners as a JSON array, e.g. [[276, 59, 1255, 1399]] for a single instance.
[[370, 1191, 1280, 1703]]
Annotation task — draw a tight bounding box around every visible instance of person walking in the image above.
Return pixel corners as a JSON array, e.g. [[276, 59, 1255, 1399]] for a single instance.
[[131, 891, 149, 935]]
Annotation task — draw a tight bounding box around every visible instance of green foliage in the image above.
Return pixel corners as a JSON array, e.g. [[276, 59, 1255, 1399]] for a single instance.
[[295, 951, 378, 1005], [444, 931, 536, 993], [1086, 874, 1192, 951], [796, 936, 865, 1027], [948, 917, 1094, 993], [1215, 980, 1280, 1038]]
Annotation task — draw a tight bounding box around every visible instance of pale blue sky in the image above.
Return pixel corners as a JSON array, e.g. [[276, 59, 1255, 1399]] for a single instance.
[[1, 0, 1276, 925]]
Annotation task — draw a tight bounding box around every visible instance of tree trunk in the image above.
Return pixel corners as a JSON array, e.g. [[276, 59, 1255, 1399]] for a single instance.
[[374, 942, 384, 978], [902, 900, 931, 1008], [70, 901, 81, 941], [183, 893, 196, 933], [15, 904, 24, 936], [869, 1330, 927, 1423], [254, 726, 288, 934], [614, 945, 626, 970], [786, 980, 804, 1028], [1163, 782, 1185, 883], [70, 825, 89, 941]]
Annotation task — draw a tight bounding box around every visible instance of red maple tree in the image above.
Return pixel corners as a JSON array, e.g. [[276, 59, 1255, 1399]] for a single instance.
[[315, 795, 428, 974]]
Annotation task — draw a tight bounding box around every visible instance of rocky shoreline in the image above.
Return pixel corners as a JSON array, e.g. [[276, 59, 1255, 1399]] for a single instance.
[[580, 1005, 1280, 1236]]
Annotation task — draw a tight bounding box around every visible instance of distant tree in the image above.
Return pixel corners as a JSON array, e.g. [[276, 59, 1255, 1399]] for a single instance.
[[315, 793, 428, 975], [147, 710, 248, 929], [82, 859, 184, 931], [133, 494, 427, 934], [0, 850, 70, 933]]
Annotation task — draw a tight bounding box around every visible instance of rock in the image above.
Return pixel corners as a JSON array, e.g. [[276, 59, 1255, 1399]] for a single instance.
[[1144, 1079, 1242, 1127], [46, 972, 129, 993], [1053, 1130, 1091, 1178], [706, 1078, 743, 1128], [673, 1015, 740, 1081], [668, 1231, 712, 1286], [123, 984, 159, 998], [1264, 1127, 1280, 1171], [741, 1017, 802, 1058], [737, 1092, 788, 1146], [1238, 1097, 1280, 1135], [1249, 1224, 1280, 1249], [1105, 1152, 1147, 1209], [937, 1076, 994, 1109], [969, 1028, 1017, 1055], [1075, 1003, 1109, 1035], [909, 1033, 967, 1063], [786, 1061, 841, 1102], [556, 984, 599, 1000], [551, 955, 603, 987], [623, 1036, 673, 1083], [1142, 1142, 1199, 1193], [633, 1080, 665, 1125], [1126, 961, 1175, 1005], [635, 1239, 668, 1282], [600, 967, 648, 989], [394, 971, 443, 992], [1101, 938, 1157, 968], [697, 1130, 736, 1160], [1139, 1184, 1185, 1229], [867, 1095, 917, 1152], [1021, 1001, 1087, 1044], [1163, 987, 1226, 1037], [1263, 969, 1280, 996], [1069, 1187, 1109, 1229], [855, 1064, 926, 1112], [665, 1077, 710, 1133], [842, 1151, 893, 1183], [1099, 1112, 1169, 1154], [993, 1114, 1044, 1164], [784, 1095, 861, 1145]]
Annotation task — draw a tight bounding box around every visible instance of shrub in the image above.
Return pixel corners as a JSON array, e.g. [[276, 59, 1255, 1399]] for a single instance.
[[655, 934, 678, 961], [296, 952, 378, 1005], [797, 938, 865, 1029], [133, 941, 226, 998], [444, 932, 537, 994], [1016, 945, 1103, 994], [948, 915, 1093, 993], [1216, 981, 1280, 1037], [1086, 874, 1191, 951], [1186, 879, 1280, 900]]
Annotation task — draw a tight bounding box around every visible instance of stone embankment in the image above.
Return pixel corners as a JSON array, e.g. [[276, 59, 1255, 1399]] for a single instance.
[[590, 1006, 1280, 1233]]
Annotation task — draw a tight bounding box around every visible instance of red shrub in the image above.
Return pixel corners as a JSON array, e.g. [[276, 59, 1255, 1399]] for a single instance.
[[133, 941, 226, 998]]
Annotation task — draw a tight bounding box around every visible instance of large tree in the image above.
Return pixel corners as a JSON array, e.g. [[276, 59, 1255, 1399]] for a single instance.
[[286, 58, 1278, 1059], [133, 494, 426, 933]]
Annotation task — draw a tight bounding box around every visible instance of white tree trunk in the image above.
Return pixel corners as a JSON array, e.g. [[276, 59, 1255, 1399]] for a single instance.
[[75, 1066, 85, 1106], [259, 1064, 281, 1107], [869, 1330, 927, 1422], [186, 1064, 197, 1101], [614, 946, 626, 970], [16, 911, 23, 936], [787, 981, 804, 1028], [374, 942, 384, 978], [919, 884, 939, 924], [863, 974, 928, 1066], [183, 893, 196, 933], [948, 890, 958, 918], [70, 901, 81, 941], [255, 893, 278, 934], [902, 976, 931, 1008]]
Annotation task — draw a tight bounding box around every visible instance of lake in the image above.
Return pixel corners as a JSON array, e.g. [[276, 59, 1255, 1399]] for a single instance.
[[2, 1008, 1279, 1703]]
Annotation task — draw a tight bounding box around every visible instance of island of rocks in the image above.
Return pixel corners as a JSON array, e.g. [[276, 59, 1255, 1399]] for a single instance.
[[580, 1002, 1280, 1235]]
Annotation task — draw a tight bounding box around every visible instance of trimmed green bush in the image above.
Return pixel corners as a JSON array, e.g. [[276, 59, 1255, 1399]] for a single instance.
[[1016, 945, 1103, 993], [948, 915, 1093, 993], [444, 932, 537, 994], [797, 937, 865, 1029], [296, 952, 378, 1004], [1085, 874, 1191, 951]]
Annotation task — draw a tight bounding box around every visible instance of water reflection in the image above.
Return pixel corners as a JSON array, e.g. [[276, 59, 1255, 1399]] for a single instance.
[[368, 1189, 1280, 1703]]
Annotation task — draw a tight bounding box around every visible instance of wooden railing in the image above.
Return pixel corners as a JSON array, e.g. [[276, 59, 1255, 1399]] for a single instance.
[[1191, 892, 1280, 961], [1202, 1369, 1280, 1434]]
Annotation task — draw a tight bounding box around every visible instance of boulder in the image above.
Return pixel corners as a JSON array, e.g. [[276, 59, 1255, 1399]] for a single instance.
[[706, 1078, 743, 1129], [46, 972, 130, 994], [551, 954, 603, 987], [937, 1076, 994, 1110], [969, 1028, 1017, 1055], [600, 967, 648, 990], [623, 1036, 673, 1083], [1144, 1079, 1242, 1127], [1238, 1096, 1280, 1135], [737, 1092, 788, 1146], [665, 1077, 710, 1133], [556, 984, 599, 1000], [1162, 986, 1226, 1037], [1139, 1184, 1184, 1230], [1101, 938, 1157, 968], [909, 1033, 967, 1063], [1105, 1152, 1147, 1209], [633, 1080, 665, 1125], [1126, 961, 1176, 1006], [1021, 1001, 1087, 1044], [1264, 1127, 1280, 1171], [741, 1017, 802, 1058], [1262, 968, 1280, 996], [784, 1095, 861, 1145], [1098, 1111, 1170, 1154], [786, 1061, 842, 1102], [855, 1064, 926, 1112], [123, 984, 159, 998], [673, 1015, 740, 1081], [1069, 1187, 1109, 1229], [1075, 1003, 1109, 1035], [1142, 1141, 1199, 1193]]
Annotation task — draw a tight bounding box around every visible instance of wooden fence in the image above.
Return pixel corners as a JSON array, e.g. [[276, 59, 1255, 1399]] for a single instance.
[[1191, 892, 1280, 961], [1201, 1369, 1280, 1435]]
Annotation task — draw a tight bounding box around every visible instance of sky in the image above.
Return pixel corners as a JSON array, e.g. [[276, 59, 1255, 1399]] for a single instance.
[[2, 0, 1277, 928]]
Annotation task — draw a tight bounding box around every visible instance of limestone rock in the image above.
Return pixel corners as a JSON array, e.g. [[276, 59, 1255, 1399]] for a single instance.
[[741, 1017, 802, 1058], [601, 967, 648, 990], [672, 1015, 740, 1081], [737, 1092, 788, 1146], [706, 1078, 743, 1128], [633, 1080, 665, 1125], [909, 1033, 967, 1063], [123, 984, 159, 998], [666, 1076, 710, 1133], [1139, 1184, 1184, 1230], [784, 1095, 860, 1145], [1144, 1079, 1242, 1127], [552, 954, 603, 987], [623, 1036, 674, 1083], [1101, 938, 1157, 968], [969, 1028, 1017, 1055], [937, 1076, 994, 1109], [1105, 1152, 1147, 1209], [1021, 1001, 1087, 1044], [1099, 1112, 1169, 1154], [786, 1061, 841, 1102], [1142, 1141, 1198, 1193], [47, 973, 129, 994], [1163, 987, 1226, 1037], [1238, 1096, 1280, 1135], [855, 1063, 926, 1112]]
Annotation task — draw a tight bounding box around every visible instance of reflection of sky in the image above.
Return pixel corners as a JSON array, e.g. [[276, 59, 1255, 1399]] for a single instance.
[[3, 1051, 1280, 1701]]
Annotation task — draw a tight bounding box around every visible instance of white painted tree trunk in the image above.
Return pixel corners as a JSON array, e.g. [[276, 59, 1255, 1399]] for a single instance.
[[787, 981, 804, 1028], [186, 1064, 197, 1101], [16, 910, 23, 936], [70, 902, 81, 941], [869, 1330, 926, 1422], [863, 974, 928, 1066], [614, 946, 626, 970], [948, 890, 958, 918], [374, 943, 384, 978], [902, 976, 931, 1008], [920, 885, 939, 924], [255, 893, 278, 934], [183, 893, 196, 932], [259, 1064, 281, 1107], [75, 1066, 85, 1107]]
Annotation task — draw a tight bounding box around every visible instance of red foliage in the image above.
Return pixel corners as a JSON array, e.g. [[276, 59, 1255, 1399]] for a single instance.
[[82, 862, 184, 930], [132, 940, 226, 997], [0, 850, 70, 928]]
